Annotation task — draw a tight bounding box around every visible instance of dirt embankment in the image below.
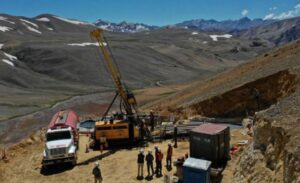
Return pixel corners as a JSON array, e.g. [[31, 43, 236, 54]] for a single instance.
[[187, 70, 296, 117], [233, 66, 300, 183]]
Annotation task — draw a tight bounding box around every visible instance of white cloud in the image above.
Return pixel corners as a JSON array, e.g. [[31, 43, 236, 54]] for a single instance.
[[295, 3, 300, 12], [264, 13, 274, 20], [241, 9, 249, 16], [264, 3, 300, 20], [269, 6, 277, 11], [275, 11, 294, 19]]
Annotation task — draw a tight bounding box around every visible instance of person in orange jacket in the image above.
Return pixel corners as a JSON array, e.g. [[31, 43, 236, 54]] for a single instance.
[[156, 148, 163, 177], [166, 143, 173, 170]]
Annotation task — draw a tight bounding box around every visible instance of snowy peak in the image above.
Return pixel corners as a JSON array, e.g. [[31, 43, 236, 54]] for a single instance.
[[94, 19, 158, 33]]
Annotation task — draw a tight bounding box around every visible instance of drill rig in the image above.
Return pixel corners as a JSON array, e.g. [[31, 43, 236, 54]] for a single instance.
[[90, 29, 140, 144]]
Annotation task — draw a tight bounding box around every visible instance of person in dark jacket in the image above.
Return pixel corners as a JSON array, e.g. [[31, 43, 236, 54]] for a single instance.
[[137, 148, 145, 179], [166, 143, 173, 170], [173, 125, 178, 148], [92, 162, 102, 183], [154, 145, 159, 174], [146, 149, 154, 177]]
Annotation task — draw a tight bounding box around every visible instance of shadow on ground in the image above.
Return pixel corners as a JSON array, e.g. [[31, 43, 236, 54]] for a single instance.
[[77, 150, 117, 166], [40, 163, 75, 176]]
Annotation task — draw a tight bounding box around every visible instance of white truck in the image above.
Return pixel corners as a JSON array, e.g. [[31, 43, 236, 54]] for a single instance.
[[42, 110, 79, 168]]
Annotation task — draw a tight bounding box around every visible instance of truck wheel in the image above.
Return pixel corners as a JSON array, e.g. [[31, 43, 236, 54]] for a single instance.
[[72, 160, 77, 166], [42, 164, 48, 170]]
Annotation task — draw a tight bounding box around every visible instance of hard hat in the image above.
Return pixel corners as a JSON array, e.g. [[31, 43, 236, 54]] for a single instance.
[[158, 148, 161, 152], [140, 148, 144, 153], [95, 161, 99, 167]]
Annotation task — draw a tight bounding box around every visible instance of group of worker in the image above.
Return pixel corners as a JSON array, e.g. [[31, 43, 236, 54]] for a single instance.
[[137, 143, 173, 180]]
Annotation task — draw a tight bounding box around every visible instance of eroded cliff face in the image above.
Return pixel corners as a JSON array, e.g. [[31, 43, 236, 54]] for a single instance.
[[234, 68, 300, 183], [188, 70, 297, 118]]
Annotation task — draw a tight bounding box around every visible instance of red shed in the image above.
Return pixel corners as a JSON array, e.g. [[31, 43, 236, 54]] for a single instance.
[[190, 123, 230, 167], [48, 110, 79, 130]]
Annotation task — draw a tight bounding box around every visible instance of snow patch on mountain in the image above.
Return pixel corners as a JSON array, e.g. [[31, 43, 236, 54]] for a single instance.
[[0, 26, 12, 32], [4, 52, 17, 60], [36, 17, 50, 22], [191, 31, 198, 35], [20, 19, 39, 28], [67, 42, 106, 47], [0, 16, 15, 24], [54, 16, 91, 25], [210, 34, 232, 41], [0, 44, 3, 49], [2, 59, 15, 67], [22, 23, 42, 34]]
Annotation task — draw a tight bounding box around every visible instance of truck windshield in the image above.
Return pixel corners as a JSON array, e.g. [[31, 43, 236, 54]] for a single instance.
[[47, 131, 71, 141]]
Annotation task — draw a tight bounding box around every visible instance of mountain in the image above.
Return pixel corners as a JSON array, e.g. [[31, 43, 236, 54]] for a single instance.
[[238, 17, 300, 46], [176, 17, 275, 32], [0, 13, 299, 122], [94, 19, 158, 33]]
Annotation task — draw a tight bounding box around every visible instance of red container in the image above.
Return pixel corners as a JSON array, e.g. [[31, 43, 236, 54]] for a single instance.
[[48, 110, 79, 130]]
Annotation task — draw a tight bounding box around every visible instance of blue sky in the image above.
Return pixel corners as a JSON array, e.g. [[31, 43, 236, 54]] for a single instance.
[[0, 0, 299, 25]]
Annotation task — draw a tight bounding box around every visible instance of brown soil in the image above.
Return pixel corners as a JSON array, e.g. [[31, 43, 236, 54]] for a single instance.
[[0, 129, 250, 183]]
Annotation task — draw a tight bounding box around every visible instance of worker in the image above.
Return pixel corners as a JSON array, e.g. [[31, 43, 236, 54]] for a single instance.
[[174, 125, 178, 148], [166, 143, 173, 170], [99, 136, 107, 155], [137, 148, 145, 179], [146, 149, 154, 177], [154, 145, 159, 174], [92, 161, 103, 183], [156, 148, 163, 177], [150, 110, 155, 131]]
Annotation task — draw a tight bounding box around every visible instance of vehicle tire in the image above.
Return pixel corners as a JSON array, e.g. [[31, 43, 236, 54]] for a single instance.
[[71, 160, 76, 166], [42, 164, 48, 170]]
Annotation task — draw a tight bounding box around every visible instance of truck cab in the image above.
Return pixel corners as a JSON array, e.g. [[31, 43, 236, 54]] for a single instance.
[[42, 110, 79, 168]]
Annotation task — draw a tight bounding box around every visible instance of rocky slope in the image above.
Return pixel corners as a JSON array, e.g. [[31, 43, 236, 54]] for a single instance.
[[234, 66, 300, 183]]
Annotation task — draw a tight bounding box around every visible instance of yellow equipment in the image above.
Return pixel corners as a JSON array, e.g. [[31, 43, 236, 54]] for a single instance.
[[90, 29, 140, 143], [94, 120, 139, 140]]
